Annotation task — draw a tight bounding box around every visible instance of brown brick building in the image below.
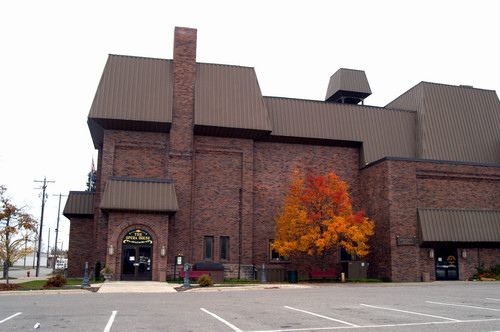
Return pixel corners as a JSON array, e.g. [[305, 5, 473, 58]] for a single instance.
[[63, 27, 500, 282]]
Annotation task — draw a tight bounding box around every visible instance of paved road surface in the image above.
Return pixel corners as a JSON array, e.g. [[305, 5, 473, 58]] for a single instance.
[[1, 282, 499, 331]]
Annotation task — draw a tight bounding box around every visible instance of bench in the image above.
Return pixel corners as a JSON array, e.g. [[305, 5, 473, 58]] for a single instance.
[[309, 270, 337, 280], [179, 270, 210, 280]]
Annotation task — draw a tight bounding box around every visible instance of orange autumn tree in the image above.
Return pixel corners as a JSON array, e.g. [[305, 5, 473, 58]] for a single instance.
[[274, 169, 374, 270]]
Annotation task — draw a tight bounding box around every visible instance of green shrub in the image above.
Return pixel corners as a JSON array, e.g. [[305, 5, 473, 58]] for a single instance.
[[197, 274, 213, 287], [43, 274, 67, 288], [473, 264, 500, 280]]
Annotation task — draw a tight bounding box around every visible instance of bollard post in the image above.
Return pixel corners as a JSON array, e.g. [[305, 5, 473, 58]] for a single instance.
[[81, 261, 90, 288], [183, 263, 190, 288], [341, 272, 346, 283], [261, 263, 267, 283]]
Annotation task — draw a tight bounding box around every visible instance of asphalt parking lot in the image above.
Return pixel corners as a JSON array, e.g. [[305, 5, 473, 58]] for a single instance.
[[1, 282, 499, 331]]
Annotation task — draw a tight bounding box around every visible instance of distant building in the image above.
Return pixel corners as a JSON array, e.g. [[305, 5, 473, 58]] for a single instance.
[[63, 27, 500, 282]]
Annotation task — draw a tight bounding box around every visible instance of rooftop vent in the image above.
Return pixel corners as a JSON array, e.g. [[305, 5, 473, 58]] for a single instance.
[[325, 68, 372, 105]]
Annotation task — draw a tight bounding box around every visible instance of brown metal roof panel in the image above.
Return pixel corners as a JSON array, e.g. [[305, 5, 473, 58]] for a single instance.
[[195, 63, 272, 133], [422, 83, 500, 164], [63, 191, 95, 217], [89, 55, 173, 124], [264, 97, 416, 165], [418, 209, 500, 242], [387, 82, 500, 164], [100, 178, 178, 213]]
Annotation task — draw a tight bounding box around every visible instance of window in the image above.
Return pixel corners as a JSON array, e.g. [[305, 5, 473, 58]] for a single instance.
[[220, 236, 230, 261], [269, 240, 288, 262], [340, 247, 357, 261], [203, 236, 214, 261]]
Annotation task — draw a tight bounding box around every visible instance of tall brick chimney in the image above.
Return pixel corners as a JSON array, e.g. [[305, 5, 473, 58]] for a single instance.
[[171, 27, 197, 154], [168, 27, 197, 265]]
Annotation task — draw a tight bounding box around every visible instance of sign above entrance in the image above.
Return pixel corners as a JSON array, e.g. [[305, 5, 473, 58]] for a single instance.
[[123, 229, 153, 245]]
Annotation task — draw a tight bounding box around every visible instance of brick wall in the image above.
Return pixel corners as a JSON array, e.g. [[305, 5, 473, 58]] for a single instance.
[[67, 217, 94, 278], [360, 161, 392, 280], [362, 158, 500, 282], [188, 136, 254, 277], [253, 141, 360, 278]]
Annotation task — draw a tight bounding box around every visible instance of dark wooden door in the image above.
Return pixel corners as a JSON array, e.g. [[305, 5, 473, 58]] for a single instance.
[[122, 245, 152, 281]]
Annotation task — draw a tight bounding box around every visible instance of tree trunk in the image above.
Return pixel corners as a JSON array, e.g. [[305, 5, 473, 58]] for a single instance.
[[3, 261, 9, 285]]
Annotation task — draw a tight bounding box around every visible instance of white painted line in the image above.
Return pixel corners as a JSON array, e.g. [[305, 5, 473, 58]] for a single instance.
[[200, 308, 243, 332], [486, 298, 500, 301], [0, 312, 22, 324], [103, 310, 117, 332], [360, 303, 460, 322], [284, 306, 359, 327], [248, 318, 500, 332], [427, 301, 500, 312]]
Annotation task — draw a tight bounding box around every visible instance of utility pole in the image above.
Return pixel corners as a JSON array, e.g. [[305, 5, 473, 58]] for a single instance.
[[47, 227, 50, 267], [34, 177, 55, 277], [52, 193, 67, 272]]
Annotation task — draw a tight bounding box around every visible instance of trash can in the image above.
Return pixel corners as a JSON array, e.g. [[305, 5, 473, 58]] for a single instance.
[[287, 270, 298, 283]]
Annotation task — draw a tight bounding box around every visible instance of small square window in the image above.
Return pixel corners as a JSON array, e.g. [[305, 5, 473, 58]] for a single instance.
[[269, 240, 288, 262]]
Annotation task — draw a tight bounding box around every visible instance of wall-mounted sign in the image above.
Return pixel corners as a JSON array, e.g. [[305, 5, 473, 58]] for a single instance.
[[396, 236, 417, 246], [123, 229, 153, 245]]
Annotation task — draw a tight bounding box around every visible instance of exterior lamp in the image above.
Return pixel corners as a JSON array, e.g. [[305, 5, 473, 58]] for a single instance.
[[461, 249, 467, 259], [161, 245, 166, 257], [429, 249, 434, 259], [108, 244, 114, 256]]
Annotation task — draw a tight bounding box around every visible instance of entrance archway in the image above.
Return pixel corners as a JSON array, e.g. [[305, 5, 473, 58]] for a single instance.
[[121, 229, 153, 281]]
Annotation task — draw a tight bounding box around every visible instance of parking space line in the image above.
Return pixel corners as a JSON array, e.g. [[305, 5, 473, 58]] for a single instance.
[[103, 310, 117, 332], [0, 312, 22, 324], [200, 308, 243, 332], [284, 306, 359, 327], [427, 301, 500, 312], [486, 298, 500, 301], [249, 318, 500, 332], [360, 303, 460, 322]]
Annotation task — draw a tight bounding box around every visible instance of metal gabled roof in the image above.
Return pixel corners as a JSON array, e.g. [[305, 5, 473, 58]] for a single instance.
[[387, 82, 500, 164], [100, 177, 178, 213], [63, 191, 95, 218], [88, 55, 174, 148], [194, 63, 272, 138]]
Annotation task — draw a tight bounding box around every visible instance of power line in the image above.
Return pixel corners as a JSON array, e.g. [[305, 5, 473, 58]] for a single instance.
[[34, 177, 55, 277]]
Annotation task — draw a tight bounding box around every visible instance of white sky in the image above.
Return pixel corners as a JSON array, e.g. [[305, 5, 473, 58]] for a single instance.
[[1, 0, 499, 252]]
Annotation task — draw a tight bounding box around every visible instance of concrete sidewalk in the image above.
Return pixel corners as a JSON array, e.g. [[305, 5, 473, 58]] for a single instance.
[[97, 281, 178, 293]]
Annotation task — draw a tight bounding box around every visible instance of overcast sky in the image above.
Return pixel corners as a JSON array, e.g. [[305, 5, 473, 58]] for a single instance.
[[1, 0, 499, 252]]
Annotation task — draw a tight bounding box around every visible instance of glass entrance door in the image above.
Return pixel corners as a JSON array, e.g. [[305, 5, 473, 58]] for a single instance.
[[122, 245, 152, 281], [435, 248, 458, 280]]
